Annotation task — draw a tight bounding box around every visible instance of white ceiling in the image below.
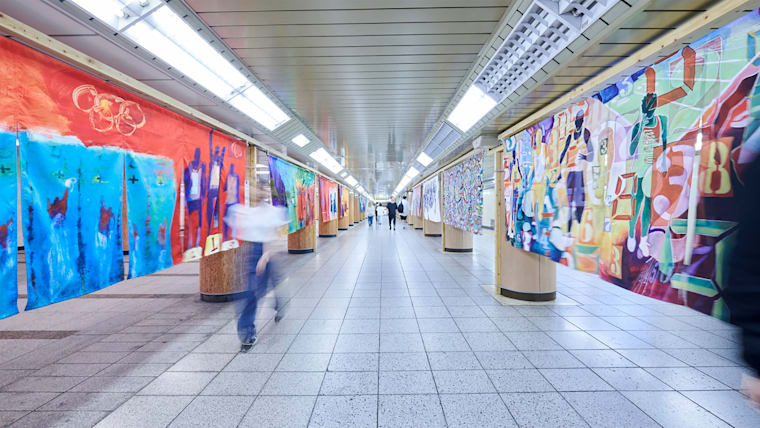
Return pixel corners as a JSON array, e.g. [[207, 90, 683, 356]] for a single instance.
[[0, 0, 745, 197]]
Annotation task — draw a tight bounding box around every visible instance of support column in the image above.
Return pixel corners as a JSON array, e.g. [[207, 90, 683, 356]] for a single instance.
[[199, 246, 248, 301], [494, 150, 556, 301], [423, 217, 442, 237], [319, 216, 338, 237], [288, 178, 318, 253], [442, 224, 473, 252]]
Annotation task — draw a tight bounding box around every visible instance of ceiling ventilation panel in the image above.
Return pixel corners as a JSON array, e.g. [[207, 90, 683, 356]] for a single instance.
[[423, 123, 462, 159], [475, 0, 618, 103]]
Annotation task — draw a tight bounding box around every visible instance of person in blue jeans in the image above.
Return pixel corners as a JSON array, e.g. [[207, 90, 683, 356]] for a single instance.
[[226, 202, 287, 348], [368, 208, 374, 226]]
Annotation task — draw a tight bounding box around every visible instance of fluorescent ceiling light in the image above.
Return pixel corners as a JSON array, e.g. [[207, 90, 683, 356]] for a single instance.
[[309, 148, 343, 174], [345, 176, 358, 187], [340, 171, 348, 178], [416, 152, 433, 167], [291, 134, 310, 147], [447, 85, 498, 132], [74, 2, 290, 131], [405, 167, 420, 180]]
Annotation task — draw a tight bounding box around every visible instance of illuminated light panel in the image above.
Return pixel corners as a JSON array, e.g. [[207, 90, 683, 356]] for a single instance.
[[416, 152, 433, 167], [446, 85, 498, 132], [309, 148, 343, 174], [291, 134, 310, 147]]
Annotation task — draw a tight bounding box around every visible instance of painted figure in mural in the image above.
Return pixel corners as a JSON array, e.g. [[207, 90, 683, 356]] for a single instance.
[[0, 219, 11, 249], [224, 163, 240, 241], [207, 136, 226, 234], [97, 199, 115, 249], [561, 110, 593, 233], [48, 178, 76, 225], [628, 93, 668, 257], [184, 148, 206, 248]]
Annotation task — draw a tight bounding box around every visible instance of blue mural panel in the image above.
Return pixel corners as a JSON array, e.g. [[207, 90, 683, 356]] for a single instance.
[[0, 131, 18, 319]]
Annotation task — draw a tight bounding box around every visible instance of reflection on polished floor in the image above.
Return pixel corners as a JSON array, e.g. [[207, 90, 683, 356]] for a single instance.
[[0, 224, 758, 427]]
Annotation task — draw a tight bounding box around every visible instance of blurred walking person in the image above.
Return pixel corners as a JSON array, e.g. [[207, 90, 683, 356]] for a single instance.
[[725, 155, 760, 406], [368, 203, 375, 226], [225, 198, 287, 351]]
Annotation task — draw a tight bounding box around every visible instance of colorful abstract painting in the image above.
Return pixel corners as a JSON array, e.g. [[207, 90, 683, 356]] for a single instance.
[[320, 177, 338, 222], [411, 186, 423, 217], [502, 9, 760, 319], [268, 155, 316, 233], [0, 33, 246, 317], [20, 132, 124, 310], [443, 153, 484, 233], [339, 185, 349, 218], [0, 131, 17, 319], [423, 176, 441, 223], [126, 153, 175, 278]]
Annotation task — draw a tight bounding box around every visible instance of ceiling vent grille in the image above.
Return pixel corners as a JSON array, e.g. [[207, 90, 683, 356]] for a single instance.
[[424, 123, 462, 159], [475, 0, 617, 103]]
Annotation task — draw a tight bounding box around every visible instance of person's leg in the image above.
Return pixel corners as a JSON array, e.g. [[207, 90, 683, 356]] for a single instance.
[[237, 290, 258, 344]]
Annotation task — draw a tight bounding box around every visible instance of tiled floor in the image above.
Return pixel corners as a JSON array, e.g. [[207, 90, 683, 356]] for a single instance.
[[1, 222, 759, 427]]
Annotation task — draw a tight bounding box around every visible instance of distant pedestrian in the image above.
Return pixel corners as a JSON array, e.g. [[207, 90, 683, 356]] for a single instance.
[[368, 204, 374, 226], [386, 197, 398, 230], [399, 195, 407, 229]]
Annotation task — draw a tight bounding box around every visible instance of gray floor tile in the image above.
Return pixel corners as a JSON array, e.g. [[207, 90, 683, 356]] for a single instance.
[[379, 353, 430, 371], [94, 395, 193, 428], [2, 376, 84, 393], [417, 318, 459, 333], [240, 395, 316, 428], [380, 319, 419, 333], [645, 367, 731, 391], [380, 334, 425, 352], [562, 391, 657, 428], [492, 317, 541, 332], [223, 353, 283, 372], [320, 371, 377, 395], [453, 317, 499, 332], [540, 369, 613, 392], [663, 349, 738, 367], [564, 317, 621, 331], [527, 317, 581, 331], [462, 332, 516, 352], [333, 334, 379, 353], [379, 371, 436, 394], [33, 364, 109, 377], [446, 306, 486, 318], [488, 369, 555, 393], [300, 320, 342, 335], [309, 395, 377, 428], [504, 332, 562, 351], [680, 391, 760, 427], [201, 372, 270, 396], [288, 335, 337, 354], [168, 353, 233, 372], [0, 412, 26, 426], [70, 376, 154, 393], [622, 391, 730, 428], [261, 372, 324, 395], [570, 350, 636, 368], [428, 352, 481, 370], [475, 351, 533, 370], [379, 394, 446, 428], [0, 392, 59, 411], [276, 353, 331, 372], [168, 395, 254, 428], [523, 350, 585, 368], [617, 349, 688, 368], [328, 353, 378, 372], [137, 371, 215, 395], [11, 410, 108, 427], [432, 370, 495, 393], [339, 319, 380, 334], [501, 392, 588, 428], [593, 368, 672, 391], [439, 393, 517, 428], [414, 306, 452, 319], [548, 331, 609, 350], [697, 366, 756, 390], [249, 335, 296, 354], [421, 333, 470, 352], [39, 392, 131, 411]]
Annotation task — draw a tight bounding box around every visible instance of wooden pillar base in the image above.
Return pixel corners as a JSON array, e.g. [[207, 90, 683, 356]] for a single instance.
[[199, 245, 247, 302], [288, 223, 316, 254], [424, 218, 442, 237], [319, 218, 338, 238], [497, 245, 556, 302], [443, 223, 472, 252]]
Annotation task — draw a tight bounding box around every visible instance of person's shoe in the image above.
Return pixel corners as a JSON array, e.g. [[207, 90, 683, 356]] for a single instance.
[[274, 311, 283, 323], [242, 335, 258, 347]]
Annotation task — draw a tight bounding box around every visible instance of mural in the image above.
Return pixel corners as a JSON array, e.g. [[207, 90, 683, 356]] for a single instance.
[[20, 133, 124, 310], [126, 153, 175, 278], [320, 176, 339, 222], [268, 155, 316, 233], [0, 34, 246, 317], [502, 9, 760, 319], [0, 131, 17, 319], [423, 176, 441, 223], [339, 185, 349, 218], [359, 196, 366, 216], [411, 185, 423, 217], [443, 153, 484, 234]]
